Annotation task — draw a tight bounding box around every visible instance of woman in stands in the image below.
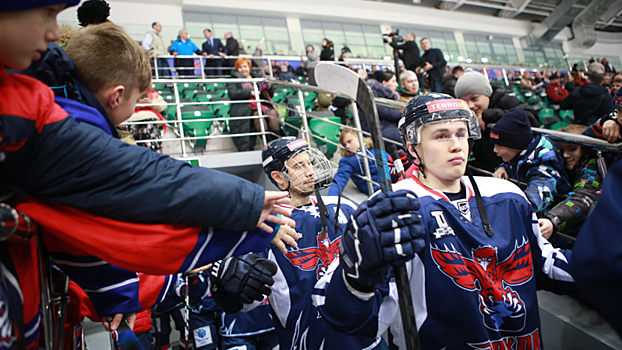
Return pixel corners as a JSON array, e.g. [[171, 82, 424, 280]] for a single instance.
[[367, 70, 403, 147], [228, 58, 280, 152], [320, 38, 334, 61]]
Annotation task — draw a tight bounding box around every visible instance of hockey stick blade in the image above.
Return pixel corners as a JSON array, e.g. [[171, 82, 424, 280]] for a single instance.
[[315, 63, 421, 350]]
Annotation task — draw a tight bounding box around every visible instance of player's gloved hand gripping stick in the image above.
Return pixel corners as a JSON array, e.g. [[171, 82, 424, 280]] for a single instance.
[[316, 63, 424, 350]]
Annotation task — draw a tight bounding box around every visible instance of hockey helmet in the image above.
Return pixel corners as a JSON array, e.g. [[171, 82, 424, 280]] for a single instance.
[[262, 137, 332, 193], [398, 93, 481, 147]]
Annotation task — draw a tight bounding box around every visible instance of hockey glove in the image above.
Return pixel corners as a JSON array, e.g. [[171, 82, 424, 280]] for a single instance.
[[340, 190, 425, 292], [209, 254, 277, 306]]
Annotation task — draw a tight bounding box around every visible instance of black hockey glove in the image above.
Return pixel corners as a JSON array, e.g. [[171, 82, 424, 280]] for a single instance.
[[340, 190, 425, 293], [209, 253, 277, 306]]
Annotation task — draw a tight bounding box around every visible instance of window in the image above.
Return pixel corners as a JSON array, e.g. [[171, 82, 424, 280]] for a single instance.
[[301, 20, 388, 59], [183, 12, 291, 56]]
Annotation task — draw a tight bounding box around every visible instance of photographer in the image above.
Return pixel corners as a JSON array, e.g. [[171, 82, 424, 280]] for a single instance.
[[389, 33, 422, 74]]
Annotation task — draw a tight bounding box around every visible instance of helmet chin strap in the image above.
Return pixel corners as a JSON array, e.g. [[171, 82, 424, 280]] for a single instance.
[[410, 144, 426, 179], [314, 188, 330, 241]]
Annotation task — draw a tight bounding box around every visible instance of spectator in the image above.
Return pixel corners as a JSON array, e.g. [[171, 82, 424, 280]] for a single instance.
[[278, 64, 296, 82], [539, 124, 601, 248], [201, 28, 225, 77], [127, 88, 166, 152], [491, 108, 569, 216], [329, 129, 380, 196], [565, 71, 586, 93], [224, 31, 239, 75], [441, 65, 464, 97], [455, 71, 539, 172], [533, 71, 547, 90], [419, 37, 447, 92], [398, 70, 421, 103], [583, 89, 622, 143], [612, 75, 622, 96], [390, 33, 422, 76], [142, 21, 170, 78], [589, 59, 605, 74], [341, 42, 351, 55], [602, 57, 617, 75], [560, 72, 613, 126], [304, 44, 320, 86], [320, 38, 334, 61], [572, 63, 579, 72], [545, 73, 569, 107], [252, 44, 265, 72], [365, 70, 402, 147], [519, 71, 535, 92], [603, 74, 612, 86], [169, 29, 201, 77], [228, 58, 280, 152]]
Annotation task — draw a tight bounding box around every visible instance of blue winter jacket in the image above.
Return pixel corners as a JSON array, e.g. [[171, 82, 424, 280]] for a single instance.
[[3, 43, 265, 231], [328, 149, 380, 196], [169, 38, 201, 56], [499, 134, 570, 216]]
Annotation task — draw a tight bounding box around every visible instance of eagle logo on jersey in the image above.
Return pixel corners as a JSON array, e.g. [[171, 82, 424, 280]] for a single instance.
[[431, 238, 533, 332], [286, 232, 341, 280]]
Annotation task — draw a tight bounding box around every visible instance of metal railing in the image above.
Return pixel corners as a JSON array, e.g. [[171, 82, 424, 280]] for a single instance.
[[131, 71, 620, 194]]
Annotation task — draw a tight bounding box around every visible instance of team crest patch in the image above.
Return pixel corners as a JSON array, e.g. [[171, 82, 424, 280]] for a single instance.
[[431, 239, 534, 332], [286, 232, 341, 279], [430, 210, 455, 240], [457, 200, 470, 217]]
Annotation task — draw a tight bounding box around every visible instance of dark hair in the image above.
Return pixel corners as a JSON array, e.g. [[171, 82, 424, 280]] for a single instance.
[[204, 28, 211, 33], [373, 70, 395, 83], [452, 66, 464, 74], [420, 37, 429, 43], [152, 22, 158, 28], [77, 0, 110, 27], [588, 72, 604, 85], [307, 44, 314, 50]]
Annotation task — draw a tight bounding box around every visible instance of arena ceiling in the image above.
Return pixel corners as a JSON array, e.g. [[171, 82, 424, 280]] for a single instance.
[[370, 0, 622, 33]]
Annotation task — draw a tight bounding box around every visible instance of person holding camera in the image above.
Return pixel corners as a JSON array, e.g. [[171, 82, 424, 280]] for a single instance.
[[390, 33, 422, 75]]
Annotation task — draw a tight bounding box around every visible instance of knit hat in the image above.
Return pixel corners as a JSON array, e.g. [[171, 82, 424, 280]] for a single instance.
[[489, 108, 533, 150], [454, 71, 493, 99], [0, 0, 80, 12]]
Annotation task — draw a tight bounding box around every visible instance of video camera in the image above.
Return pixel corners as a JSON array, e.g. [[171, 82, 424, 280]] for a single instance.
[[382, 29, 404, 44]]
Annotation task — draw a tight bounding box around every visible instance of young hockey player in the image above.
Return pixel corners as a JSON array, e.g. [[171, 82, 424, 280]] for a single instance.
[[209, 137, 421, 350], [316, 94, 578, 349]]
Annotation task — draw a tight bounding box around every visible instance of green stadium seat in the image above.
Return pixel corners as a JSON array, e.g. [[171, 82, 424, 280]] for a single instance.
[[539, 108, 560, 128], [559, 110, 574, 122], [181, 109, 215, 148], [194, 92, 213, 103], [284, 117, 303, 136], [152, 83, 168, 90], [309, 116, 340, 158]]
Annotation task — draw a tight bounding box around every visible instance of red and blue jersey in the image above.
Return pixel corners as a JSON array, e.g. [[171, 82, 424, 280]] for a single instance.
[[315, 176, 577, 349]]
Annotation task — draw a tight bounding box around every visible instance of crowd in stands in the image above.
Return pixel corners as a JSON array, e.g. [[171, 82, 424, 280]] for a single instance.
[[3, 0, 622, 349]]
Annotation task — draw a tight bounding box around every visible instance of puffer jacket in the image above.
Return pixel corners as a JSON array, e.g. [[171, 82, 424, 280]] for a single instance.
[[499, 134, 570, 216], [560, 83, 614, 126]]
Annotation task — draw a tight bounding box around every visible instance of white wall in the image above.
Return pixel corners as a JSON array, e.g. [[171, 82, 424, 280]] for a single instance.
[[56, 0, 622, 67]]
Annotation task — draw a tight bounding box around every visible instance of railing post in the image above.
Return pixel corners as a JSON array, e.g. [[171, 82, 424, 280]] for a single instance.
[[154, 57, 159, 80], [349, 103, 374, 196], [267, 58, 274, 79], [173, 83, 188, 157], [253, 82, 268, 147], [596, 150, 608, 179], [297, 89, 312, 145], [200, 57, 206, 79]]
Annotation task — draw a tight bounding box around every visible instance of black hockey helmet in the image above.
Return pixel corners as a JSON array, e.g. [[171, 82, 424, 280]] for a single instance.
[[262, 137, 332, 192], [398, 93, 481, 147]]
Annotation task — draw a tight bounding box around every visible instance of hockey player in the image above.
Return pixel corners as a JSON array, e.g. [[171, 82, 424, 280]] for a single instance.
[[209, 137, 422, 350], [315, 94, 578, 349]]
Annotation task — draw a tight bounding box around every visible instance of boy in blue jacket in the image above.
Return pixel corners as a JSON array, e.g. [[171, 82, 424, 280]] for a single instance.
[[491, 108, 570, 216]]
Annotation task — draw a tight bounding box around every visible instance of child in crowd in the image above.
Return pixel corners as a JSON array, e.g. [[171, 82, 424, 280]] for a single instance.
[[328, 129, 380, 196], [539, 124, 602, 249], [584, 89, 622, 144], [491, 108, 570, 216], [455, 71, 539, 172]]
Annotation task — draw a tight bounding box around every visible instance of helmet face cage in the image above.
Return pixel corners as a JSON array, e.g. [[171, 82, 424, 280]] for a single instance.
[[281, 147, 333, 194], [404, 109, 481, 146]]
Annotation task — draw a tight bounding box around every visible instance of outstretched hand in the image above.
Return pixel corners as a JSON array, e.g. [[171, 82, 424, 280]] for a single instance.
[[257, 191, 291, 233], [271, 217, 298, 254], [103, 313, 135, 332]]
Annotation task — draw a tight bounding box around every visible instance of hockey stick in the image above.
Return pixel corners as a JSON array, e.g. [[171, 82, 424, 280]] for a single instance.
[[315, 63, 420, 350]]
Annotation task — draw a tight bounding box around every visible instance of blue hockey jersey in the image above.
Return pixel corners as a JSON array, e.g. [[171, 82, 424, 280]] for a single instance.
[[315, 176, 577, 349], [245, 196, 384, 350]]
